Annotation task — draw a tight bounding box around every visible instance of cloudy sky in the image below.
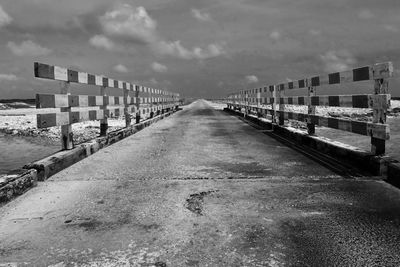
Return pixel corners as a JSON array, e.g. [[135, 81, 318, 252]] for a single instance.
[[0, 0, 399, 99]]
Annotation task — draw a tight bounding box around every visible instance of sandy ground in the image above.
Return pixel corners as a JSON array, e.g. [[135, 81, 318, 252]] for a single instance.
[[0, 113, 126, 145]]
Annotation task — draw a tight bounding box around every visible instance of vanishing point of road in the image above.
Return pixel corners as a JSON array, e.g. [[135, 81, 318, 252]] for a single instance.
[[1, 100, 400, 266]]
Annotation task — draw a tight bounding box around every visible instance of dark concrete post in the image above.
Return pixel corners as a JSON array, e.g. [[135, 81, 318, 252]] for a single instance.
[[60, 81, 73, 150], [100, 86, 108, 136], [307, 78, 316, 135], [135, 85, 141, 124]]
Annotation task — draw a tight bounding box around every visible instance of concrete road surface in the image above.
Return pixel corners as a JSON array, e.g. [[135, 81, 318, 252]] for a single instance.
[[1, 100, 400, 266]]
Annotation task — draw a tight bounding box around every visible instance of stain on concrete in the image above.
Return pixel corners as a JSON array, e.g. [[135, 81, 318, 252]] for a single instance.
[[191, 108, 215, 117], [77, 219, 103, 231], [214, 161, 272, 176], [64, 214, 132, 231], [185, 190, 219, 215]]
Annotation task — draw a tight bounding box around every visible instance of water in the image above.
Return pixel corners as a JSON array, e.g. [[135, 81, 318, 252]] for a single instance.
[[0, 134, 59, 174]]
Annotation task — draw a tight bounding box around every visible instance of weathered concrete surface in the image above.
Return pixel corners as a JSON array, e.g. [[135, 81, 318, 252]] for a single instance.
[[24, 110, 176, 181], [1, 100, 400, 266], [225, 108, 396, 176]]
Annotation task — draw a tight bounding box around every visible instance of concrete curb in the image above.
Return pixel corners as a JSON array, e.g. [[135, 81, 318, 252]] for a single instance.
[[24, 110, 176, 181], [224, 108, 398, 177], [0, 169, 37, 203], [387, 163, 400, 187]]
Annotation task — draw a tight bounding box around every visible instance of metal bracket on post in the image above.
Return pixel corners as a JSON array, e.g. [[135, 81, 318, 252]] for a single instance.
[[100, 86, 108, 136], [307, 79, 317, 135], [60, 81, 73, 150]]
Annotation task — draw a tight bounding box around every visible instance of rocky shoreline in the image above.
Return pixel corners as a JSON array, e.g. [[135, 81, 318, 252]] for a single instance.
[[0, 114, 126, 145]]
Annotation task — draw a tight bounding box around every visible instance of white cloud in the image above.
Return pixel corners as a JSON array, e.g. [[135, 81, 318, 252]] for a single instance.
[[191, 9, 212, 22], [0, 5, 12, 27], [320, 50, 356, 73], [383, 24, 398, 33], [0, 74, 18, 82], [358, 9, 374, 19], [113, 64, 128, 73], [309, 29, 321, 36], [152, 62, 167, 73], [246, 75, 258, 84], [97, 5, 224, 61], [100, 4, 157, 44], [270, 30, 281, 40], [156, 41, 225, 60], [7, 40, 51, 57], [89, 35, 115, 50], [150, 78, 158, 84]]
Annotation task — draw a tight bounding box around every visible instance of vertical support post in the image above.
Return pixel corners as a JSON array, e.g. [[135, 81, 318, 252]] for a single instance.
[[150, 88, 154, 118], [371, 78, 389, 155], [60, 81, 73, 150], [271, 86, 277, 124], [123, 84, 131, 127], [242, 90, 244, 113], [166, 92, 170, 112], [307, 79, 317, 135], [234, 94, 237, 111], [277, 85, 285, 125], [100, 86, 108, 136], [257, 88, 261, 118], [261, 87, 266, 118], [157, 90, 161, 115], [135, 85, 141, 124], [168, 92, 171, 112], [246, 90, 249, 117], [161, 91, 164, 114]]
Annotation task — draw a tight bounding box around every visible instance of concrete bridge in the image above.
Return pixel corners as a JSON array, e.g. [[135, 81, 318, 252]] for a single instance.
[[1, 100, 400, 266]]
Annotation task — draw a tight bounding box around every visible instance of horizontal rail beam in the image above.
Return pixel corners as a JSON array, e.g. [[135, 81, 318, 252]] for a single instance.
[[36, 94, 135, 108], [229, 62, 393, 94], [279, 94, 390, 109], [278, 111, 389, 140], [227, 104, 389, 140], [37, 94, 180, 109], [37, 106, 137, 128], [279, 62, 393, 90], [34, 62, 180, 97], [228, 94, 390, 109], [35, 62, 135, 90]]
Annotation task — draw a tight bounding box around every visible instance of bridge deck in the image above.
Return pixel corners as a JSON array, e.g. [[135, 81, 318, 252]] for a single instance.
[[1, 100, 400, 266]]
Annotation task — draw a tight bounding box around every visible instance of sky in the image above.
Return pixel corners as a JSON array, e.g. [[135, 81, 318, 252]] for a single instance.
[[0, 0, 400, 99]]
